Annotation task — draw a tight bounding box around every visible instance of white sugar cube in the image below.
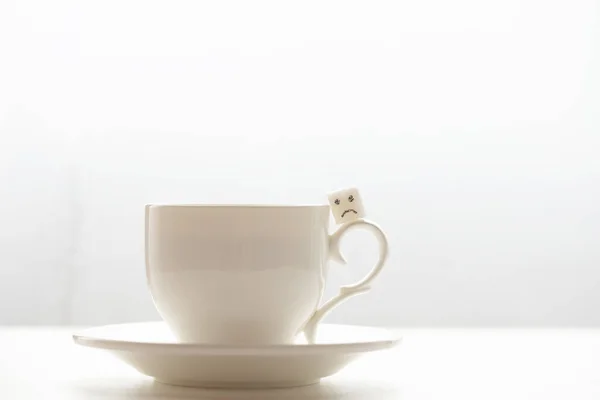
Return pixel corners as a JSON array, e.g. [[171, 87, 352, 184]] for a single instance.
[[327, 187, 365, 224]]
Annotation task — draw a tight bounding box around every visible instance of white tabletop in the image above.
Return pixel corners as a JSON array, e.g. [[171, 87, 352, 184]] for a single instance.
[[1, 327, 599, 399]]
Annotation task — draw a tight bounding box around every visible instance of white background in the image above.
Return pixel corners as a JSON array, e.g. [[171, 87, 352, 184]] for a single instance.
[[0, 0, 598, 326]]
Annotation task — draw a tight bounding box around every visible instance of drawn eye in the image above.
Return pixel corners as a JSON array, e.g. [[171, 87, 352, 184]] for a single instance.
[[334, 199, 340, 205], [348, 195, 354, 202]]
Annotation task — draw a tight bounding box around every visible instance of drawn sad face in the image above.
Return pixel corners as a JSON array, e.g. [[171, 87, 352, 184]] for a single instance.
[[328, 188, 365, 224]]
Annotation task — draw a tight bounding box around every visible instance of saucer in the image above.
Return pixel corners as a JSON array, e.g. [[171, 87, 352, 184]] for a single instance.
[[73, 322, 401, 389]]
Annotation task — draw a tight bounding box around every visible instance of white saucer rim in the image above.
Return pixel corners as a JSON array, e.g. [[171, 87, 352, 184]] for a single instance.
[[73, 322, 401, 356]]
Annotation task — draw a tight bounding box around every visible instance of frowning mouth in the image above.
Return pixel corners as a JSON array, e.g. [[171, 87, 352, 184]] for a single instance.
[[341, 209, 358, 218]]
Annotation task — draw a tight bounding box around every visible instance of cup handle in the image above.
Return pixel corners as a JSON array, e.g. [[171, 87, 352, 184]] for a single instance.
[[302, 218, 389, 343]]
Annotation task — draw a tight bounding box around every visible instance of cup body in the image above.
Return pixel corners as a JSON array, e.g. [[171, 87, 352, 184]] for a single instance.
[[146, 204, 331, 344]]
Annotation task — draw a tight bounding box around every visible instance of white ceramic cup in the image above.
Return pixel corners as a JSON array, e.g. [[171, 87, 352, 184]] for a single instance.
[[145, 204, 388, 345]]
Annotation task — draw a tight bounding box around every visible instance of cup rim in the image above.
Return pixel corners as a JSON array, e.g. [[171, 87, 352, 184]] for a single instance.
[[148, 203, 330, 209]]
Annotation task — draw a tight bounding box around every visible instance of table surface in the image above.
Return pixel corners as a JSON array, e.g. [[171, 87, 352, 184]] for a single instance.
[[1, 327, 599, 400]]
